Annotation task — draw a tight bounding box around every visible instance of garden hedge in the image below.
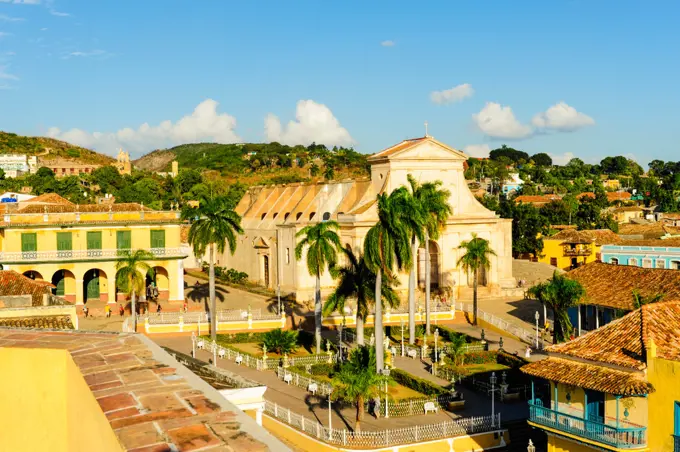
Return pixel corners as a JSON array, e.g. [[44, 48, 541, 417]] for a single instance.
[[390, 368, 447, 396]]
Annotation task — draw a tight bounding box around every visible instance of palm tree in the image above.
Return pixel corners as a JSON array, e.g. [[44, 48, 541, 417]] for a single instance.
[[295, 220, 342, 353], [407, 175, 451, 335], [632, 289, 664, 309], [528, 271, 584, 343], [447, 333, 467, 366], [457, 234, 496, 326], [181, 196, 243, 341], [116, 250, 154, 332], [331, 346, 383, 431], [323, 245, 399, 345], [364, 188, 412, 372]]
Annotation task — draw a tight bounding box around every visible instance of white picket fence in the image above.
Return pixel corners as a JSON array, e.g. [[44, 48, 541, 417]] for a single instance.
[[264, 399, 501, 448], [455, 302, 541, 348], [140, 308, 280, 325]]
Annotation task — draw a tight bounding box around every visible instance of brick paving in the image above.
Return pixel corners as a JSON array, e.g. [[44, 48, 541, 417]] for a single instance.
[[0, 329, 284, 451], [154, 335, 530, 431]]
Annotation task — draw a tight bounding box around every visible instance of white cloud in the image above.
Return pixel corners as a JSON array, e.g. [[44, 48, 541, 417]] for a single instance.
[[49, 9, 69, 16], [380, 40, 395, 47], [5, 51, 15, 55], [430, 83, 474, 105], [463, 144, 491, 158], [0, 32, 12, 38], [62, 49, 109, 59], [46, 99, 241, 156], [40, 27, 47, 31], [0, 14, 24, 21], [549, 152, 577, 166], [0, 0, 41, 3], [532, 102, 595, 131], [265, 100, 354, 147], [472, 102, 533, 139], [0, 65, 18, 80]]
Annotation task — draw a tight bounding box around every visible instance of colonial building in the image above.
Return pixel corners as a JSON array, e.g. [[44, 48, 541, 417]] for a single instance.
[[221, 136, 514, 301], [538, 229, 621, 271], [522, 300, 680, 451], [0, 194, 186, 304], [566, 261, 680, 334], [601, 238, 680, 269]]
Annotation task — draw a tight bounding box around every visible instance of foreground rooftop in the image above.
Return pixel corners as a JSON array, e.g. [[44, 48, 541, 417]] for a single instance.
[[0, 328, 286, 451]]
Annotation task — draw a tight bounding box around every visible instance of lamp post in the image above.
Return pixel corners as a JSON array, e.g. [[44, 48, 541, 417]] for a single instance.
[[490, 372, 497, 427], [527, 439, 535, 452], [328, 391, 332, 433], [535, 311, 540, 349], [337, 322, 343, 362], [400, 318, 405, 357]]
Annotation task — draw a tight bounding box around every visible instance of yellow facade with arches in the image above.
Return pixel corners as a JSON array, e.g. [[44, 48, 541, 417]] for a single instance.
[[0, 197, 186, 304]]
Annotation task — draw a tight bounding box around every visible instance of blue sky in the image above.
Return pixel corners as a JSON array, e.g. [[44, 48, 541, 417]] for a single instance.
[[0, 0, 679, 164]]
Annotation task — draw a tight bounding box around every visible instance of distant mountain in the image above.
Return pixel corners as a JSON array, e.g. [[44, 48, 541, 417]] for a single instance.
[[0, 131, 115, 165]]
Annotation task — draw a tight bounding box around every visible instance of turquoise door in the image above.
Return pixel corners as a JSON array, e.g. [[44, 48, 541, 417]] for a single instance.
[[675, 401, 680, 435], [586, 390, 605, 423]]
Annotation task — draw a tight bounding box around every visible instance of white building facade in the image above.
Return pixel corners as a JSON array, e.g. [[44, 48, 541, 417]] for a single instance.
[[219, 136, 515, 302]]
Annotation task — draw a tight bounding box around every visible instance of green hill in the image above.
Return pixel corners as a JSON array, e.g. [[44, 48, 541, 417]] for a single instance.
[[133, 142, 370, 186], [0, 131, 115, 165]]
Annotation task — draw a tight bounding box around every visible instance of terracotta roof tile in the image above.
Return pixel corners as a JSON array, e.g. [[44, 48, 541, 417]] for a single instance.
[[567, 262, 680, 310], [576, 191, 632, 202], [368, 137, 428, 160], [549, 229, 621, 245], [547, 300, 680, 369], [521, 357, 653, 395], [0, 271, 55, 306], [0, 315, 74, 329], [16, 202, 152, 214], [617, 238, 680, 247], [515, 194, 561, 205], [22, 193, 73, 205]]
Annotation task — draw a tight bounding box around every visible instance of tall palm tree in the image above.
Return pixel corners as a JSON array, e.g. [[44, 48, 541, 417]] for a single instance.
[[331, 345, 382, 432], [407, 175, 452, 335], [364, 188, 412, 372], [181, 196, 243, 341], [528, 271, 584, 343], [323, 245, 399, 345], [116, 250, 154, 332], [457, 233, 496, 326], [295, 220, 342, 353]]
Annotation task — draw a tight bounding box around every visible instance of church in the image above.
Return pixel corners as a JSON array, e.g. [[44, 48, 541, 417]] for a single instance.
[[220, 136, 515, 303]]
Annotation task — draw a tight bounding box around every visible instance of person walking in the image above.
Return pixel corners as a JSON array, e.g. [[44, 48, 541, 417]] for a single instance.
[[183, 301, 188, 313], [119, 304, 124, 317], [156, 303, 162, 314], [83, 305, 89, 318], [373, 396, 381, 419], [105, 304, 111, 318]]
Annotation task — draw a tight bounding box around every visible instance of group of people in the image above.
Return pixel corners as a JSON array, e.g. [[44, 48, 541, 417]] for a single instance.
[[83, 303, 126, 318]]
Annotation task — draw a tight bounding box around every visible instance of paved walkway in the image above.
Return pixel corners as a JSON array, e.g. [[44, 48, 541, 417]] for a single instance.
[[155, 336, 473, 432]]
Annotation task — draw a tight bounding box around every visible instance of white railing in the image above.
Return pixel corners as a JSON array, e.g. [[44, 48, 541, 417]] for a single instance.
[[276, 367, 333, 396], [264, 399, 501, 448], [0, 247, 186, 262], [455, 302, 541, 348], [140, 308, 280, 325]]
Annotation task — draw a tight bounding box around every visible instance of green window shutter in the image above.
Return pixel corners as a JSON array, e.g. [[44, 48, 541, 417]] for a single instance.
[[87, 231, 102, 250], [117, 230, 131, 250], [21, 233, 37, 252], [150, 230, 165, 249], [56, 232, 72, 251]]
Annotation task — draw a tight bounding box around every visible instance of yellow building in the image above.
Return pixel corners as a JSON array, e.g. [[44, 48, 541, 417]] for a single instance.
[[612, 206, 645, 224], [539, 229, 620, 271], [603, 179, 621, 190], [0, 194, 186, 304], [522, 300, 680, 452]]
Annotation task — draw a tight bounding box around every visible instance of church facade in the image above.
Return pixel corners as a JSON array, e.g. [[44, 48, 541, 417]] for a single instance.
[[220, 136, 514, 303]]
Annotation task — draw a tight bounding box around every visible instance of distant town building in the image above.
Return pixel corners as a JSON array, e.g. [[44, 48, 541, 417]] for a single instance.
[[157, 160, 179, 178], [501, 173, 523, 195], [45, 159, 101, 178], [611, 205, 645, 224], [0, 155, 38, 177], [114, 149, 132, 175], [0, 192, 35, 203]]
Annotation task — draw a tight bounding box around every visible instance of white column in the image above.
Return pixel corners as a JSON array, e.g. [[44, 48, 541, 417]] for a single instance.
[[256, 406, 263, 426], [577, 306, 582, 336], [176, 260, 185, 301], [75, 279, 84, 305], [595, 306, 600, 329]]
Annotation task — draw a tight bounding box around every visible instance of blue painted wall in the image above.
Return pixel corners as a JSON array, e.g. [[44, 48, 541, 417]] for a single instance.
[[601, 245, 680, 269]]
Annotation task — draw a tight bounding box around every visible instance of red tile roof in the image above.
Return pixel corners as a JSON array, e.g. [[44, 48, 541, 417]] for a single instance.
[[23, 193, 73, 205], [548, 229, 621, 245], [577, 191, 632, 202], [521, 357, 652, 395], [567, 262, 680, 310], [548, 300, 680, 368], [0, 271, 56, 306], [0, 315, 74, 329], [514, 194, 561, 205]]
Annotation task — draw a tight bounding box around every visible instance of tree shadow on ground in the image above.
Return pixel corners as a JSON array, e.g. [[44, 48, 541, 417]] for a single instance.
[[303, 394, 353, 431], [265, 293, 314, 331], [186, 282, 229, 308]]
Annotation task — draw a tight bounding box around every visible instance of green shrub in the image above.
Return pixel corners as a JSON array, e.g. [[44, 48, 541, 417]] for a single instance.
[[214, 332, 267, 345], [497, 351, 528, 368], [262, 329, 298, 354], [390, 369, 447, 396], [309, 363, 336, 376], [464, 351, 498, 365], [437, 326, 475, 344]]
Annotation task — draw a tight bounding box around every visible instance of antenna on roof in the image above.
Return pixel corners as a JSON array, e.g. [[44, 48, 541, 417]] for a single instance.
[[424, 121, 429, 137]]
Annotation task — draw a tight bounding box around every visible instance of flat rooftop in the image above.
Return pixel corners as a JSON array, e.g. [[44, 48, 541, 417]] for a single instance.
[[0, 328, 286, 451]]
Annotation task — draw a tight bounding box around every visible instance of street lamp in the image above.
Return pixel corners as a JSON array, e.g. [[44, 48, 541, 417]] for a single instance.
[[381, 367, 391, 419], [490, 372, 497, 427], [527, 439, 536, 452], [328, 391, 332, 434], [535, 311, 540, 349], [400, 318, 405, 357], [337, 322, 343, 362]]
